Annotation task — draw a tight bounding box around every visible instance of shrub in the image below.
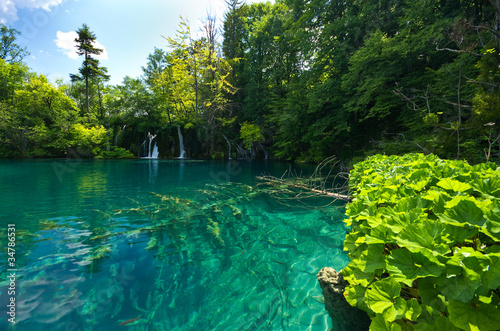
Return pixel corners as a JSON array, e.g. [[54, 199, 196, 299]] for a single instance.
[[343, 153, 500, 330]]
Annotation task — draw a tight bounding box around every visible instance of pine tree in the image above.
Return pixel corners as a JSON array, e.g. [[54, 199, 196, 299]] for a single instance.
[[74, 24, 108, 123]]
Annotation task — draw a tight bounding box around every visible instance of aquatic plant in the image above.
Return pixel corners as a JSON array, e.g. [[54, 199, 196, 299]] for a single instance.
[[343, 153, 500, 330]]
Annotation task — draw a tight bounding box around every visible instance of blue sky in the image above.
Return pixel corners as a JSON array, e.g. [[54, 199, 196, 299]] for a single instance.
[[1, 0, 273, 85]]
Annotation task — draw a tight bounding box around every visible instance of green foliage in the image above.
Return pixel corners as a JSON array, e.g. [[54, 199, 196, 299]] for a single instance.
[[73, 23, 109, 123], [0, 23, 29, 64], [96, 146, 135, 159], [344, 153, 500, 330], [0, 71, 82, 157], [69, 123, 108, 157], [239, 121, 263, 149]]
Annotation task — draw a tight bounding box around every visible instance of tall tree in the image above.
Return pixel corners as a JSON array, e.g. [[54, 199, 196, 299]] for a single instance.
[[222, 0, 247, 113], [0, 24, 29, 64], [74, 24, 107, 123]]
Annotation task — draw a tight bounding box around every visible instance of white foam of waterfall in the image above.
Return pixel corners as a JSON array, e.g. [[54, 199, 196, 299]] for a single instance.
[[222, 134, 232, 160], [177, 127, 186, 159]]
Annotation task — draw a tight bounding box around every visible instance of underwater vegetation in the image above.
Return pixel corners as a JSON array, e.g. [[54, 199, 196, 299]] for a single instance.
[[0, 181, 349, 330]]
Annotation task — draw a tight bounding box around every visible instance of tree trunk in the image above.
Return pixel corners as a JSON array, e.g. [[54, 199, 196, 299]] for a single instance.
[[85, 50, 90, 124]]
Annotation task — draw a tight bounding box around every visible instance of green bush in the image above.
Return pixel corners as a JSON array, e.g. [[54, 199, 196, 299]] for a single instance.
[[96, 146, 135, 159], [240, 122, 263, 150], [343, 153, 500, 330]]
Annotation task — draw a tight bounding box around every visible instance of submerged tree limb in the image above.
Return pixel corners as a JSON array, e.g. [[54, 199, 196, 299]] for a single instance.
[[256, 176, 351, 202], [256, 156, 351, 206]]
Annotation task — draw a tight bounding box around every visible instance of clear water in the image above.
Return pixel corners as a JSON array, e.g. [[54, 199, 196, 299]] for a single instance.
[[0, 159, 349, 330]]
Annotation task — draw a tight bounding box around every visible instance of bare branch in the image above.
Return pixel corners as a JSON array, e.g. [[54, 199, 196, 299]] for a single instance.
[[435, 44, 483, 57], [256, 156, 352, 207]]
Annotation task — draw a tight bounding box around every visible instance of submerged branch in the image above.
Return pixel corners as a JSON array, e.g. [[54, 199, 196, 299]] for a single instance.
[[256, 176, 351, 202], [256, 156, 351, 205]]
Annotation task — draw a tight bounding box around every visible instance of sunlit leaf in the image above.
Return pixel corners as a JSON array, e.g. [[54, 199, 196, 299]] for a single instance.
[[448, 299, 500, 331], [365, 277, 401, 315], [396, 219, 450, 254], [387, 249, 443, 286], [405, 298, 421, 321], [439, 198, 486, 227], [437, 178, 472, 193]]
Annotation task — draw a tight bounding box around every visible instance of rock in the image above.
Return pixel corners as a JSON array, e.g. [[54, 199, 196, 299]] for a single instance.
[[316, 267, 371, 331]]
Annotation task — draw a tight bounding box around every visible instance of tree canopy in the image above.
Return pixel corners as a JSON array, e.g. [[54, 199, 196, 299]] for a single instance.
[[0, 24, 29, 64], [1, 1, 500, 163]]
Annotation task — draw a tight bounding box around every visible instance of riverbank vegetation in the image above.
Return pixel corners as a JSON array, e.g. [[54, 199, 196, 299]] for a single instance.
[[343, 153, 500, 330], [1, 0, 500, 163]]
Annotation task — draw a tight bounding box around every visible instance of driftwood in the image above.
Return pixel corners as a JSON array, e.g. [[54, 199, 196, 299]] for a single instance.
[[256, 176, 351, 201], [256, 155, 351, 207], [317, 267, 370, 331]]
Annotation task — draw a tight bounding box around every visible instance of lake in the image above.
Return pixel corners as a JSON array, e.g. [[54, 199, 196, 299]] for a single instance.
[[0, 159, 349, 330]]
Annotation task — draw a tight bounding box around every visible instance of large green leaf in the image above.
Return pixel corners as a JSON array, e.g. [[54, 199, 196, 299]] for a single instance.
[[421, 189, 449, 214], [365, 277, 402, 318], [443, 223, 478, 244], [342, 263, 375, 287], [485, 203, 500, 239], [382, 297, 407, 322], [418, 278, 445, 310], [477, 252, 500, 295], [435, 253, 483, 303], [438, 198, 486, 227], [396, 219, 450, 254], [367, 224, 395, 243], [387, 249, 444, 285], [448, 298, 500, 331], [369, 314, 402, 331], [471, 177, 500, 199], [358, 244, 386, 273], [414, 316, 460, 331], [437, 178, 472, 193], [405, 298, 422, 321], [345, 284, 369, 311]]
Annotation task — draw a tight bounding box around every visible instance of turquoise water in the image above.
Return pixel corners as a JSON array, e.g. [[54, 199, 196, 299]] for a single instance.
[[0, 159, 349, 330]]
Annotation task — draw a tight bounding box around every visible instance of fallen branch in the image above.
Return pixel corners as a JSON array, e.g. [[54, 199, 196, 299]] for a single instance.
[[256, 175, 351, 201]]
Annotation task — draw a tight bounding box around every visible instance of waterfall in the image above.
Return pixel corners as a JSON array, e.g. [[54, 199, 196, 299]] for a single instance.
[[142, 132, 159, 159], [177, 127, 186, 158], [236, 144, 249, 159], [222, 134, 232, 160], [148, 132, 157, 158], [259, 142, 268, 159], [150, 142, 159, 158]]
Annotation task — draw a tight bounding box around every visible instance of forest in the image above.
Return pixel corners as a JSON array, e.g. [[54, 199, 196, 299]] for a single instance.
[[1, 0, 500, 164]]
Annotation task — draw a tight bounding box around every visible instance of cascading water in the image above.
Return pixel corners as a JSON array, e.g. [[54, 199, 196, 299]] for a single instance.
[[150, 142, 159, 158], [259, 142, 269, 159], [177, 127, 186, 159], [236, 144, 249, 159], [222, 134, 232, 160], [142, 132, 159, 159]]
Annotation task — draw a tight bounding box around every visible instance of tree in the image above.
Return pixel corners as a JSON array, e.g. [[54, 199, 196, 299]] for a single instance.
[[1, 72, 79, 157], [0, 24, 29, 64], [74, 24, 108, 123]]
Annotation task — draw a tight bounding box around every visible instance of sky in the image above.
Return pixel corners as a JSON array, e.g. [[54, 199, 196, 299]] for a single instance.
[[1, 0, 273, 85]]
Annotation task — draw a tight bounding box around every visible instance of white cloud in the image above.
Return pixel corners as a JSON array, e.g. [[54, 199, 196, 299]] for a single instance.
[[93, 40, 108, 60], [55, 30, 78, 59], [1, 0, 63, 23], [0, 1, 17, 24], [55, 30, 108, 61]]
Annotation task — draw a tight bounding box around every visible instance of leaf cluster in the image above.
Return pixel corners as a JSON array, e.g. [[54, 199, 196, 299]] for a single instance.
[[344, 153, 500, 330]]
